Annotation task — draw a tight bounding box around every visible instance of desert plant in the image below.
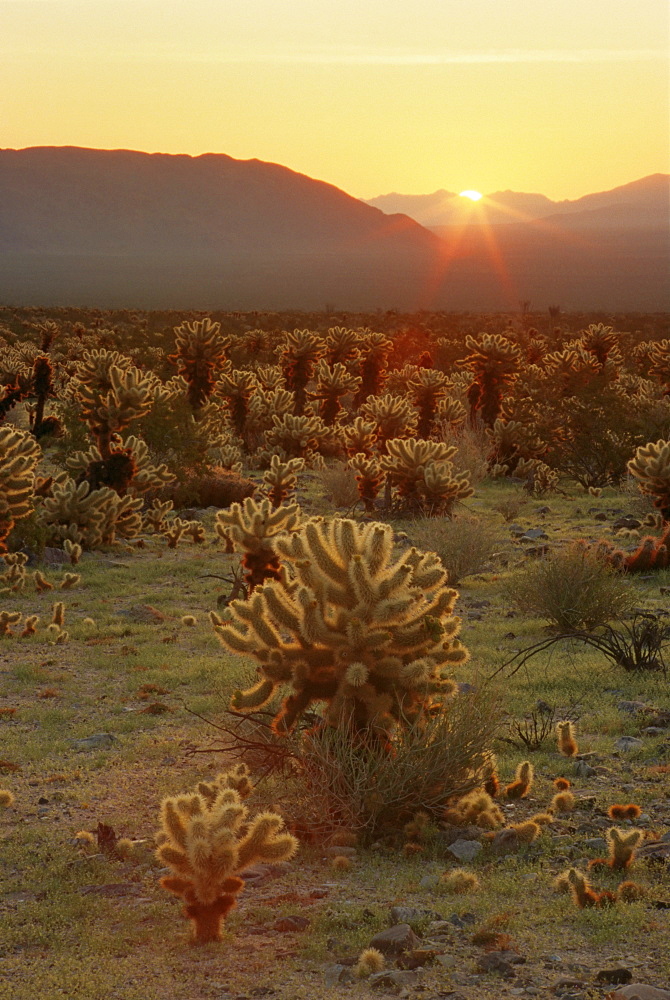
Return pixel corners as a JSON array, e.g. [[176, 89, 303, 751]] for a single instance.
[[409, 368, 449, 439], [156, 765, 297, 943], [0, 427, 41, 552], [277, 329, 325, 414], [169, 317, 230, 411], [348, 453, 384, 512], [215, 497, 301, 591], [308, 360, 361, 424], [459, 333, 521, 426], [504, 543, 634, 631], [409, 516, 497, 584], [380, 438, 473, 516], [505, 761, 534, 799], [293, 693, 499, 839], [352, 332, 393, 406], [213, 517, 470, 739], [262, 455, 304, 507], [317, 461, 359, 508], [627, 438, 670, 520]]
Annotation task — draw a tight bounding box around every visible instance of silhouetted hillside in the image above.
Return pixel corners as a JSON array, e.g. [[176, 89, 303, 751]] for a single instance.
[[0, 147, 667, 311]]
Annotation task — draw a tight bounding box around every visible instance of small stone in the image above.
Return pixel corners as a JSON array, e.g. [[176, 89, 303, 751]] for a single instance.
[[447, 911, 477, 927], [596, 968, 633, 985], [369, 923, 420, 955], [573, 760, 596, 777], [323, 964, 353, 986], [477, 953, 516, 976], [643, 727, 666, 736], [368, 970, 420, 989], [608, 987, 670, 1000], [273, 915, 310, 932], [554, 978, 586, 993], [69, 733, 118, 751], [447, 839, 482, 862], [616, 737, 644, 751], [419, 874, 441, 889], [434, 954, 457, 969], [584, 837, 607, 850], [522, 527, 549, 539]]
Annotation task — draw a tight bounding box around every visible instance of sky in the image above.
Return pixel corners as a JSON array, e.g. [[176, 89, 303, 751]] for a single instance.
[[2, 0, 669, 200]]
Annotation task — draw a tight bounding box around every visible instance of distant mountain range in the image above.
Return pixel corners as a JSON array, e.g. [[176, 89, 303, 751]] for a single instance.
[[366, 175, 670, 229], [0, 147, 667, 311]]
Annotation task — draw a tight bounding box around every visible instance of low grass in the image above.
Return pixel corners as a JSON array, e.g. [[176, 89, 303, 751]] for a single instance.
[[1, 478, 668, 999]]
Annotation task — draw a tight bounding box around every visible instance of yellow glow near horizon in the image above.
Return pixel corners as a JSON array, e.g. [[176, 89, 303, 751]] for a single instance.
[[459, 190, 483, 201], [1, 1, 668, 200]]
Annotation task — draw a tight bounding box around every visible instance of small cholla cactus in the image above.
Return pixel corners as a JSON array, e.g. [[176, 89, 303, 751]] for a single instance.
[[354, 948, 385, 978], [51, 602, 65, 627], [63, 539, 82, 565], [0, 426, 41, 552], [556, 720, 578, 757], [0, 610, 21, 636], [607, 804, 641, 821], [627, 438, 670, 521], [551, 791, 576, 813], [0, 789, 15, 807], [262, 455, 304, 508], [60, 572, 81, 590], [505, 761, 534, 799], [565, 868, 616, 908], [156, 765, 297, 944], [440, 869, 480, 893]]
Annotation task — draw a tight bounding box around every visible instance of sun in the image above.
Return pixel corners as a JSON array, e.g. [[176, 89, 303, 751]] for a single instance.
[[459, 190, 483, 201]]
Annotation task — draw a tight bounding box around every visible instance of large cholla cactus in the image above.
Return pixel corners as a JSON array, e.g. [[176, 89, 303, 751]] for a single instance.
[[215, 369, 258, 447], [262, 455, 304, 507], [361, 394, 417, 453], [324, 326, 361, 368], [169, 318, 231, 411], [353, 332, 393, 407], [277, 329, 325, 414], [308, 360, 361, 424], [627, 438, 670, 520], [380, 438, 473, 515], [215, 497, 301, 590], [409, 369, 449, 439], [42, 477, 142, 549], [156, 764, 297, 944], [459, 333, 521, 426], [213, 517, 470, 738], [348, 453, 384, 511], [0, 428, 41, 551]]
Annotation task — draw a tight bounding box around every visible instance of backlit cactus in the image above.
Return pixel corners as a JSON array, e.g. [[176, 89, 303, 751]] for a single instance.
[[213, 517, 469, 738], [156, 765, 297, 944], [0, 427, 41, 551]]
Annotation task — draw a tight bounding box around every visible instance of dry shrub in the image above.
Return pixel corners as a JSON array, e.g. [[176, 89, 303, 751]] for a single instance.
[[492, 493, 528, 522], [294, 692, 499, 843], [410, 516, 499, 584], [159, 467, 256, 510], [318, 461, 360, 508], [440, 421, 489, 487], [504, 543, 634, 631]]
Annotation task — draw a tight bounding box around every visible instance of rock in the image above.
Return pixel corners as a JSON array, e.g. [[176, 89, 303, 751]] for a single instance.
[[369, 923, 420, 955], [434, 826, 482, 847], [522, 527, 549, 540], [616, 737, 644, 751], [596, 968, 633, 985], [273, 915, 310, 932], [583, 838, 607, 851], [390, 906, 442, 924], [447, 912, 477, 927], [618, 701, 652, 715], [492, 828, 521, 852], [593, 512, 608, 521], [554, 978, 586, 993], [613, 516, 642, 531], [369, 969, 420, 989], [323, 964, 354, 986], [447, 839, 482, 862], [41, 546, 70, 565], [322, 845, 357, 856], [573, 760, 597, 777], [434, 954, 457, 969], [642, 727, 667, 736], [609, 987, 670, 1000], [426, 920, 455, 937], [69, 733, 118, 750], [477, 952, 517, 976], [419, 874, 441, 889]]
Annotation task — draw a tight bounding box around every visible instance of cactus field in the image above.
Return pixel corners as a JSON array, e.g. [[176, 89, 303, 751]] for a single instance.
[[1, 306, 669, 999]]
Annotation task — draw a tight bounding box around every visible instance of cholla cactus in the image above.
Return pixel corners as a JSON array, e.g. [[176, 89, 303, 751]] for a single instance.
[[627, 438, 670, 520], [308, 361, 361, 424], [459, 333, 521, 426], [215, 498, 301, 590], [0, 552, 28, 596], [580, 323, 621, 367], [42, 477, 142, 549], [213, 517, 469, 738], [169, 318, 231, 411], [325, 327, 361, 368], [277, 329, 325, 414], [380, 438, 473, 516], [361, 394, 417, 453], [215, 369, 258, 446], [648, 339, 670, 392], [67, 435, 174, 496], [342, 417, 377, 458], [436, 396, 466, 431], [352, 332, 393, 406], [262, 455, 304, 507], [0, 427, 41, 551], [348, 453, 384, 512], [409, 369, 449, 439], [264, 412, 332, 461], [156, 765, 297, 944]]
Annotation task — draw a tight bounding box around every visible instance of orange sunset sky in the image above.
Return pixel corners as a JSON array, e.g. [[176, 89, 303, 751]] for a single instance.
[[3, 0, 669, 201]]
